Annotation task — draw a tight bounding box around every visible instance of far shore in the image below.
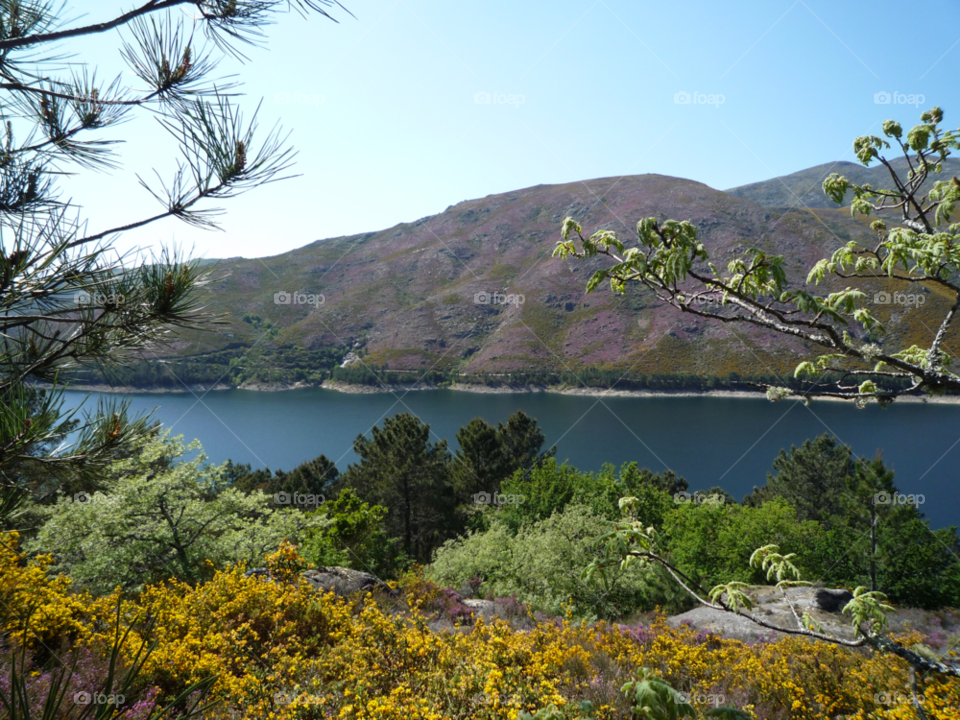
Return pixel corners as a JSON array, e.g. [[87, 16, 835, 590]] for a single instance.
[[53, 379, 960, 404]]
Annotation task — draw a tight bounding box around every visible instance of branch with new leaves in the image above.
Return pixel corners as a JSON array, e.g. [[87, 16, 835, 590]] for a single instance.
[[554, 107, 960, 405], [582, 495, 960, 685]]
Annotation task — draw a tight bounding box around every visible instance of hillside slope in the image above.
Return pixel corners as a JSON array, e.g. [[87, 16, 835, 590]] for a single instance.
[[164, 171, 958, 381], [726, 156, 960, 210]]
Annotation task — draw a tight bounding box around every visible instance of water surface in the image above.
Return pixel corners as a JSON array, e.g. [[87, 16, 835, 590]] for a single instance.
[[62, 388, 960, 528]]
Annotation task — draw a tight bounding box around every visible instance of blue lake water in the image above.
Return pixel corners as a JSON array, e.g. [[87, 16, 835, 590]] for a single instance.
[[61, 388, 960, 528]]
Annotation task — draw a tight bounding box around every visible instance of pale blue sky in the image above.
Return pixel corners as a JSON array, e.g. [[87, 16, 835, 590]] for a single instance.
[[59, 0, 959, 259]]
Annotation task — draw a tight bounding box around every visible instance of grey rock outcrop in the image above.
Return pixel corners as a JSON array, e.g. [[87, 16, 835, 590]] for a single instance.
[[243, 566, 396, 597], [301, 566, 395, 597]]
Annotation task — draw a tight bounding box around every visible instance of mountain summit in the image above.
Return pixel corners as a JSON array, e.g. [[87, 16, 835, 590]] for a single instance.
[[174, 166, 956, 379]]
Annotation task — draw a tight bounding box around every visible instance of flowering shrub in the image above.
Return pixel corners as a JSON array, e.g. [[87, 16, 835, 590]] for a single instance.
[[2, 533, 959, 719]]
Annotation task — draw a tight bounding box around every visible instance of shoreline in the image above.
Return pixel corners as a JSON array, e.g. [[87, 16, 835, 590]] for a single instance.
[[54, 379, 960, 404]]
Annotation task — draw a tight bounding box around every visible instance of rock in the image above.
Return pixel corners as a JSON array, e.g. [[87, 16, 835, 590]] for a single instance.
[[243, 566, 396, 597], [243, 567, 272, 579], [301, 567, 396, 597], [814, 588, 854, 613]]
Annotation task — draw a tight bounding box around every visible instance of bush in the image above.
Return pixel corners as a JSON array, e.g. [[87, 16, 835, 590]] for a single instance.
[[662, 498, 820, 588], [429, 504, 690, 620], [26, 435, 324, 593]]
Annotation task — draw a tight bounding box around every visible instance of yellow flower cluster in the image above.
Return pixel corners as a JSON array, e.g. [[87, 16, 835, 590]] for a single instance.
[[2, 532, 958, 719]]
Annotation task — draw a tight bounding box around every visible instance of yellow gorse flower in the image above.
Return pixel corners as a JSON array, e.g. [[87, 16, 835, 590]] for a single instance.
[[1, 532, 958, 719]]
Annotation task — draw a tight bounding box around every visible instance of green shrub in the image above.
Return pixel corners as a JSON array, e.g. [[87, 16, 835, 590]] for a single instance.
[[429, 504, 690, 620]]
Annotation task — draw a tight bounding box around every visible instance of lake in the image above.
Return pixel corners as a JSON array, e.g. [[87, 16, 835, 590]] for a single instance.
[[62, 388, 960, 529]]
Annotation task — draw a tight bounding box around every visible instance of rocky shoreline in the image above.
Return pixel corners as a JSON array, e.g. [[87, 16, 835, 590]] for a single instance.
[[53, 379, 960, 404]]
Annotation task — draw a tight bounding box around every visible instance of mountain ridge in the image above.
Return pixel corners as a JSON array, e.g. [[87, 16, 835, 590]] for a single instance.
[[157, 162, 959, 384]]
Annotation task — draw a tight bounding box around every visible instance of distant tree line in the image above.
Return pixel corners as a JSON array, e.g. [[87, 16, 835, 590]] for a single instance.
[[70, 345, 349, 388], [67, 347, 932, 396]]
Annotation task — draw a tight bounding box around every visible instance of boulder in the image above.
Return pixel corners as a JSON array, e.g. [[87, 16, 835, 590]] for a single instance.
[[814, 588, 854, 613], [301, 567, 396, 597], [243, 566, 395, 597]]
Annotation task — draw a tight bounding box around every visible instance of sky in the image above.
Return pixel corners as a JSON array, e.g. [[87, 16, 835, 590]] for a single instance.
[[56, 0, 960, 259]]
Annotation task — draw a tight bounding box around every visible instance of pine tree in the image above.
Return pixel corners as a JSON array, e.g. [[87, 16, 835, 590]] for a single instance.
[[0, 0, 348, 526]]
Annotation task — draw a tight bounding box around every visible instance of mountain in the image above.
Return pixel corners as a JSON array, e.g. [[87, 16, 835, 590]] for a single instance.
[[159, 168, 959, 384], [726, 156, 960, 210]]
